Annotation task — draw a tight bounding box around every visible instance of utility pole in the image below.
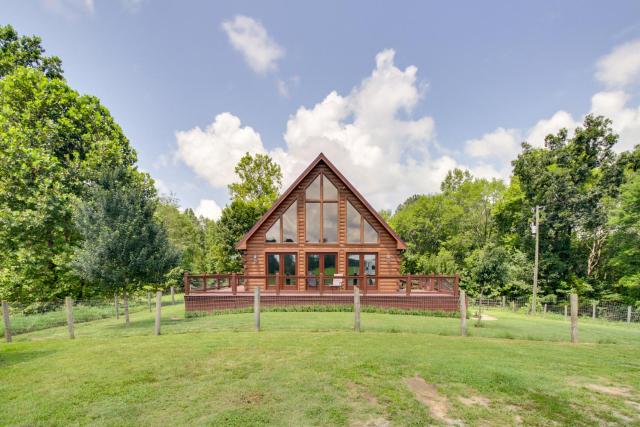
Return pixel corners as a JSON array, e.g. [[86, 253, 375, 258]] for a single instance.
[[531, 205, 541, 314]]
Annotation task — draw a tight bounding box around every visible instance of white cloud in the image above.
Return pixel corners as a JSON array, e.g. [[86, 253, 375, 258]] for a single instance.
[[153, 177, 171, 196], [596, 39, 640, 88], [176, 112, 266, 187], [464, 127, 521, 162], [42, 0, 94, 19], [591, 91, 640, 153], [121, 0, 144, 13], [526, 110, 578, 147], [176, 49, 457, 210], [194, 199, 222, 220], [276, 79, 289, 98], [221, 15, 284, 75]]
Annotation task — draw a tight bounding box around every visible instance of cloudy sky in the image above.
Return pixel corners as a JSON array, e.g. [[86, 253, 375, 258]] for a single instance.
[[4, 1, 640, 219]]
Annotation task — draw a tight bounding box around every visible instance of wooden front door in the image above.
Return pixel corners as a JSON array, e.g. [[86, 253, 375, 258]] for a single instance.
[[306, 253, 337, 290]]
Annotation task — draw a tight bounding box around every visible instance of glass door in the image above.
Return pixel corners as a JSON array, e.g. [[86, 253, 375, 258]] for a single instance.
[[346, 253, 377, 290], [267, 253, 297, 291], [306, 253, 337, 290]]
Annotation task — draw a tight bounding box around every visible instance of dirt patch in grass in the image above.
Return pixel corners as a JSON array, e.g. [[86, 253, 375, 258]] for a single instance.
[[347, 383, 389, 427], [405, 375, 461, 425], [583, 383, 633, 397], [458, 395, 490, 407], [472, 314, 498, 321]]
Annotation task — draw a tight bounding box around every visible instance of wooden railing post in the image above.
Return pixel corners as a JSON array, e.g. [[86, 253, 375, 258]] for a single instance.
[[231, 273, 237, 295], [570, 293, 578, 343], [406, 275, 411, 296], [3, 300, 12, 343], [203, 273, 207, 292], [454, 273, 460, 296], [319, 274, 324, 295], [183, 272, 189, 296]]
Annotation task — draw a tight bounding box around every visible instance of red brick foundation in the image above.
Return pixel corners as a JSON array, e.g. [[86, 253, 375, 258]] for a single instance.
[[185, 294, 459, 312]]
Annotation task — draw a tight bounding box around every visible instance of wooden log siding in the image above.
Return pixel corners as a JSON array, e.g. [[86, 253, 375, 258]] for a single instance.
[[243, 162, 402, 293]]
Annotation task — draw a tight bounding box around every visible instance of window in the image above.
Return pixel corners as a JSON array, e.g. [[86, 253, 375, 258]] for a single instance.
[[307, 253, 336, 288], [347, 253, 377, 287], [267, 253, 297, 287], [305, 173, 339, 243], [265, 201, 297, 243], [347, 200, 379, 243]]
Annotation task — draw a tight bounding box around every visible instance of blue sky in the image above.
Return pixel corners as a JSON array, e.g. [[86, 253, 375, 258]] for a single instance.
[[4, 1, 640, 218]]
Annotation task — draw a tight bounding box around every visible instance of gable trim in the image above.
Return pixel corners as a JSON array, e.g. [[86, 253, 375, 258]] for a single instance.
[[235, 153, 407, 250]]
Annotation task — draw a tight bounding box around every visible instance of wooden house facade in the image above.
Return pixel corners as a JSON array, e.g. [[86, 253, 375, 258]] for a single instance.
[[235, 153, 406, 293]]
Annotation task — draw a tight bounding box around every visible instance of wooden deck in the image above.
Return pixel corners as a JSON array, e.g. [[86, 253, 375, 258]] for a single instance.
[[184, 273, 460, 312]]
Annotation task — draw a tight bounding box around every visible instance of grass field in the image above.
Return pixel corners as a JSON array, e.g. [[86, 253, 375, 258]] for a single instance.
[[1, 302, 640, 426]]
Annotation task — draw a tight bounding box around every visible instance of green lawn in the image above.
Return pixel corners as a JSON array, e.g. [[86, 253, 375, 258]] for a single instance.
[[1, 304, 640, 426]]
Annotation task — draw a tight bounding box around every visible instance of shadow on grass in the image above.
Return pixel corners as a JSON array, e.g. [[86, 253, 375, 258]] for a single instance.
[[0, 348, 58, 368]]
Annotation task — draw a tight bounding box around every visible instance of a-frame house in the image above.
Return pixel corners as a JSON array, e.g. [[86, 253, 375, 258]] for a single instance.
[[235, 153, 406, 293]]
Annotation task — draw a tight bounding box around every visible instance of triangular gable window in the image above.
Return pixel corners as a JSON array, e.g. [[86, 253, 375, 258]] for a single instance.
[[347, 200, 379, 243], [265, 201, 297, 243]]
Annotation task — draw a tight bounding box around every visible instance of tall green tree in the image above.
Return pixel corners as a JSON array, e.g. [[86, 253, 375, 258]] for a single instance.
[[0, 24, 63, 79], [0, 66, 136, 304], [71, 168, 179, 323], [209, 153, 282, 272], [502, 115, 623, 298]]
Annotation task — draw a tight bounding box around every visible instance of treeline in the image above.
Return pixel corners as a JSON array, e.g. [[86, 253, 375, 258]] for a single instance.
[[390, 117, 640, 304], [0, 25, 179, 306]]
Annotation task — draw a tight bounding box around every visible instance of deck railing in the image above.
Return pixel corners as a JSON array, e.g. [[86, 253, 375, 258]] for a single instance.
[[183, 273, 459, 296]]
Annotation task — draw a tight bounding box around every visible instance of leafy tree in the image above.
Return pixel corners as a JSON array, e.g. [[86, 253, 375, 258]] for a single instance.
[[228, 152, 282, 210], [505, 115, 623, 298], [0, 66, 136, 304], [1, 24, 63, 79], [208, 153, 282, 272], [71, 168, 179, 324], [606, 169, 640, 302]]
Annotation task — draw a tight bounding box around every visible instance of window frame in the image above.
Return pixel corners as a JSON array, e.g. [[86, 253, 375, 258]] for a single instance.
[[346, 199, 380, 245], [265, 200, 298, 244], [265, 252, 298, 288], [305, 173, 339, 244], [346, 252, 378, 288]]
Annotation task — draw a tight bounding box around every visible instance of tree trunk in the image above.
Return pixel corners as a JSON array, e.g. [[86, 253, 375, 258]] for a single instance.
[[123, 291, 130, 326]]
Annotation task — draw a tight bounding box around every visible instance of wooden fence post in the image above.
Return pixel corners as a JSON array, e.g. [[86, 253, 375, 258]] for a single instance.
[[570, 294, 578, 343], [459, 290, 467, 337], [254, 287, 260, 332], [354, 287, 361, 333], [628, 306, 632, 324], [511, 300, 515, 312], [592, 302, 596, 319], [65, 297, 75, 339], [564, 305, 568, 319], [154, 291, 162, 336], [544, 303, 547, 314], [2, 301, 11, 343], [171, 286, 175, 305], [114, 292, 119, 320], [123, 291, 130, 326], [501, 296, 506, 307], [183, 272, 189, 296], [147, 292, 152, 312]]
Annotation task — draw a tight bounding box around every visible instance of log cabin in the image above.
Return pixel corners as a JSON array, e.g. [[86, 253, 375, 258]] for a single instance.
[[184, 153, 459, 312]]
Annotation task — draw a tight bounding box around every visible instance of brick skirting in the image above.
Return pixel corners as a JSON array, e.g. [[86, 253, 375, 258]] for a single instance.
[[185, 294, 459, 312]]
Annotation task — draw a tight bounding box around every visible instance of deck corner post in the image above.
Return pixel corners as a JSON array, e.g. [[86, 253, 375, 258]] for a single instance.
[[628, 305, 632, 324], [459, 290, 467, 337], [406, 274, 411, 296], [254, 286, 261, 332], [183, 272, 189, 296], [65, 297, 75, 339], [2, 300, 12, 343], [155, 291, 162, 336], [354, 286, 361, 333], [570, 293, 578, 343], [454, 273, 460, 296], [231, 273, 237, 295]]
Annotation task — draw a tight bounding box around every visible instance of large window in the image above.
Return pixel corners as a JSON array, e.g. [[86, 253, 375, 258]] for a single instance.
[[305, 174, 338, 243], [265, 201, 297, 243], [306, 253, 336, 289], [267, 253, 297, 287], [346, 200, 379, 243], [347, 253, 377, 287]]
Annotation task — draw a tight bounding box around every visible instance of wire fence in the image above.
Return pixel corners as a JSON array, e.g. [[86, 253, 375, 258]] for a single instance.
[[468, 296, 640, 323]]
